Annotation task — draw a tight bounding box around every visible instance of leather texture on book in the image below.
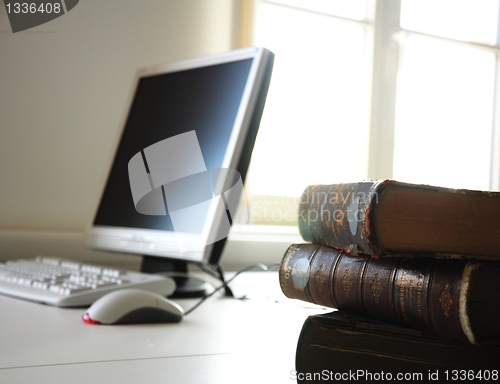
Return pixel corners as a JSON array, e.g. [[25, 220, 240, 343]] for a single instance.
[[298, 180, 500, 259], [296, 311, 500, 384], [280, 243, 500, 345]]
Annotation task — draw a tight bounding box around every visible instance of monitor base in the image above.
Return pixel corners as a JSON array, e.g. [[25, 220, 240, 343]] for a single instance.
[[168, 275, 212, 298], [141, 255, 212, 298]]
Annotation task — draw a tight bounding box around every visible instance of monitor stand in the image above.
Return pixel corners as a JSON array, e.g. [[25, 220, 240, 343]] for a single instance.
[[141, 256, 211, 298]]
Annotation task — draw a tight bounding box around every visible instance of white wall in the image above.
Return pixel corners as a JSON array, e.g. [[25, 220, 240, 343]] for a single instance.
[[0, 0, 238, 231]]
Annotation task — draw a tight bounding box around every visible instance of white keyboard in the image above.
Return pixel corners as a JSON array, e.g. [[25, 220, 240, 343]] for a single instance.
[[0, 256, 176, 307]]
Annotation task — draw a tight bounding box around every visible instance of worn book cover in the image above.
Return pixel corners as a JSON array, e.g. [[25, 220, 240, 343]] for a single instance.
[[298, 180, 500, 259], [296, 311, 500, 384], [280, 243, 500, 345]]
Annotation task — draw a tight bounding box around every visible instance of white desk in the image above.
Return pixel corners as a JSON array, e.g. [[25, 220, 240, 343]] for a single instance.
[[0, 272, 326, 383]]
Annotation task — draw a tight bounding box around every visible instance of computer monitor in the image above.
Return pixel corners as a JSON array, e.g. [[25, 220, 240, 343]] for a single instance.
[[86, 47, 274, 297]]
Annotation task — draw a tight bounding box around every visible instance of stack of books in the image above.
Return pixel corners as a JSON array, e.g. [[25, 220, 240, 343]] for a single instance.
[[279, 180, 500, 383]]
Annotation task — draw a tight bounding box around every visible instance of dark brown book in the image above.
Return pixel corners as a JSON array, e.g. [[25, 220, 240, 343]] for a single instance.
[[279, 243, 500, 345], [298, 180, 500, 259], [296, 311, 500, 384]]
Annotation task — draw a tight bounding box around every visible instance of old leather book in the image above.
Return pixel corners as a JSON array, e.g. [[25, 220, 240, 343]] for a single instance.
[[298, 180, 500, 259], [295, 311, 500, 384], [279, 243, 500, 345]]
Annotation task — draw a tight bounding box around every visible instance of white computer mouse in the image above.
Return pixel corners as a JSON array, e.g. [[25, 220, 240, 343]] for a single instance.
[[82, 288, 184, 325]]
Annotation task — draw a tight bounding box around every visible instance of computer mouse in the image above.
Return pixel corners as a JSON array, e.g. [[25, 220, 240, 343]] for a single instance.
[[82, 288, 184, 325]]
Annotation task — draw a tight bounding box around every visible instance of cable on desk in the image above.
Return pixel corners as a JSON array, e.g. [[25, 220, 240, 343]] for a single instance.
[[184, 262, 280, 316], [200, 263, 234, 297]]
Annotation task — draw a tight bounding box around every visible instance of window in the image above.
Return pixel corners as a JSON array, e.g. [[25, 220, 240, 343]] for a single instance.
[[394, 0, 499, 190], [241, 0, 500, 228]]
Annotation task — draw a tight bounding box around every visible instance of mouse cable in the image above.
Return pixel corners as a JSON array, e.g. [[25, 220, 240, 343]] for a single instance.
[[184, 262, 280, 316], [200, 263, 234, 297]]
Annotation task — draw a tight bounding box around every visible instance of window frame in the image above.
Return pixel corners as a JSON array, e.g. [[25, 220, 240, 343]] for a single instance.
[[223, 0, 500, 269]]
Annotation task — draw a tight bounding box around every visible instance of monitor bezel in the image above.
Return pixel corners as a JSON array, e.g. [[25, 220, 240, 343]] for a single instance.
[[85, 47, 274, 267]]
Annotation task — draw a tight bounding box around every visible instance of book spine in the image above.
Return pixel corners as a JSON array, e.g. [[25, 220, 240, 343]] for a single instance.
[[298, 181, 384, 256], [279, 243, 476, 344]]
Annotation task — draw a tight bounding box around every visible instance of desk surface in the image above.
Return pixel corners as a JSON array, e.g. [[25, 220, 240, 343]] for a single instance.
[[0, 272, 327, 383]]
